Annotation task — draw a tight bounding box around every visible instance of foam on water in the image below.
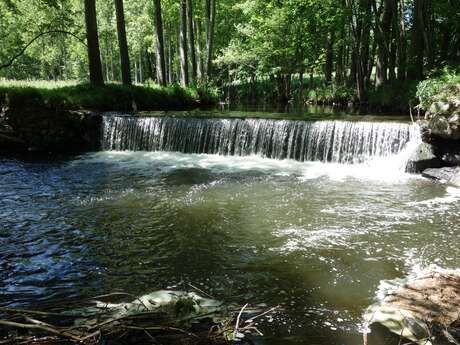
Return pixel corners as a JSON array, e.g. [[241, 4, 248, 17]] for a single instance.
[[407, 186, 460, 207], [77, 150, 419, 183]]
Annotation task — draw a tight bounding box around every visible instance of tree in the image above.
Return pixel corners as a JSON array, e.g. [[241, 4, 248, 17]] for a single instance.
[[204, 0, 215, 79], [187, 0, 197, 82], [153, 0, 166, 86], [84, 0, 104, 86], [114, 0, 131, 85], [179, 0, 189, 86]]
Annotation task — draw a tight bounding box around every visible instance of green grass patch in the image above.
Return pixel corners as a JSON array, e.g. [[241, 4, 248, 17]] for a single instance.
[[0, 82, 218, 112]]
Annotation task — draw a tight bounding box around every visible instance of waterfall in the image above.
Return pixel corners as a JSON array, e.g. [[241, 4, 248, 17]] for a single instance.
[[102, 116, 420, 164]]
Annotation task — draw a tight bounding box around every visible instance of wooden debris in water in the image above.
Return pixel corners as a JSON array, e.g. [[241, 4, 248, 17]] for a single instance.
[[0, 290, 279, 345]]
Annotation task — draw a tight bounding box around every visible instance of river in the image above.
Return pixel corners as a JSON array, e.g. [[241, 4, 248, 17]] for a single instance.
[[1, 110, 459, 344]]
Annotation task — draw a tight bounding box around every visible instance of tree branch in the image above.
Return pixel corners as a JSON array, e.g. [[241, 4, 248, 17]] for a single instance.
[[0, 30, 87, 70]]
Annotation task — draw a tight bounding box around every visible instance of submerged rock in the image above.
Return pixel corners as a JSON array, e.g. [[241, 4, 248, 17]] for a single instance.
[[363, 267, 460, 345]]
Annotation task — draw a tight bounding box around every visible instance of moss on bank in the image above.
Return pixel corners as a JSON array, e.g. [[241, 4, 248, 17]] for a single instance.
[[0, 82, 218, 112]]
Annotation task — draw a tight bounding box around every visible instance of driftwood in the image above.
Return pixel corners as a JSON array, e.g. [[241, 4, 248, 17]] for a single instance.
[[0, 290, 279, 345]]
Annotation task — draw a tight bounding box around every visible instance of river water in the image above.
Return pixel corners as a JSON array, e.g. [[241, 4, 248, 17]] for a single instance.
[[1, 112, 460, 344]]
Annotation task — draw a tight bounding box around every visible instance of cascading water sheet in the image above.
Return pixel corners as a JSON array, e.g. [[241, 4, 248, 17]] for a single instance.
[[102, 116, 420, 164]]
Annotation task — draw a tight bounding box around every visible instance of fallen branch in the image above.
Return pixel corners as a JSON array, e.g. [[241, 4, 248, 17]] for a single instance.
[[0, 319, 82, 342]]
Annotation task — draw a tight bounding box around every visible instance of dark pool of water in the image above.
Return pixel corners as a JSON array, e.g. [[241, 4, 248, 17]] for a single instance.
[[1, 150, 459, 344]]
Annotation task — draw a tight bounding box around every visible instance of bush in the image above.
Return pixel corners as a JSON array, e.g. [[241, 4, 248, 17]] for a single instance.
[[416, 68, 460, 110], [305, 84, 356, 104]]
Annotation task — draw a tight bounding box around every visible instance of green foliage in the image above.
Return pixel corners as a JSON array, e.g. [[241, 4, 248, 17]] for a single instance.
[[305, 84, 357, 104], [416, 68, 460, 110], [0, 82, 217, 112]]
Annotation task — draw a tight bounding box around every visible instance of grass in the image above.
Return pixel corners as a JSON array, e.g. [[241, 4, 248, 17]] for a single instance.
[[0, 81, 218, 112]]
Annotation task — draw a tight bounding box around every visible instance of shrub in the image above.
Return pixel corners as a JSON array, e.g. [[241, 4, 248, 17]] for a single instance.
[[416, 68, 460, 110]]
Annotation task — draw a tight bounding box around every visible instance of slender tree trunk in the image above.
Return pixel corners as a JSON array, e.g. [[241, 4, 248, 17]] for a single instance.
[[422, 0, 434, 71], [408, 0, 424, 80], [114, 0, 131, 85], [388, 3, 398, 82], [167, 25, 173, 84], [374, 0, 394, 87], [324, 31, 334, 83], [138, 54, 143, 83], [146, 50, 155, 81], [84, 0, 104, 86], [397, 0, 407, 81], [179, 0, 189, 86], [335, 28, 345, 85], [153, 0, 167, 86], [195, 19, 204, 80], [204, 0, 216, 79], [187, 0, 197, 82]]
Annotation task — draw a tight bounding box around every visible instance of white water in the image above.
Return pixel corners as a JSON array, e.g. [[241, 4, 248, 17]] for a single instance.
[[81, 150, 419, 182], [102, 116, 421, 165]]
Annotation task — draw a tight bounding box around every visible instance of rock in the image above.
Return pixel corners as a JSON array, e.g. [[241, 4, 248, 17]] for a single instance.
[[406, 142, 443, 173], [425, 101, 460, 141], [441, 152, 460, 165], [422, 167, 457, 182], [448, 168, 460, 187], [364, 267, 460, 345]]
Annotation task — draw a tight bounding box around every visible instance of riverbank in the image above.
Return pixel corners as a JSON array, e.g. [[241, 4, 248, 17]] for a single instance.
[[0, 82, 218, 112], [0, 82, 217, 154], [409, 69, 460, 186]]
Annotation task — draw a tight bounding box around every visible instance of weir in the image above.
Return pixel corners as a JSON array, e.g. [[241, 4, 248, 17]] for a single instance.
[[102, 116, 420, 164]]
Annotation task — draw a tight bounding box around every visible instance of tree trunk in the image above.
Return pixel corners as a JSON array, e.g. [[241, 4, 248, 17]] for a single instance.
[[204, 0, 216, 79], [187, 0, 197, 82], [84, 0, 104, 86], [167, 25, 173, 84], [138, 54, 143, 83], [195, 19, 204, 80], [153, 0, 167, 86], [397, 0, 407, 81], [374, 0, 394, 87], [114, 0, 131, 85], [179, 0, 189, 86], [335, 29, 345, 85], [422, 0, 434, 71], [408, 0, 424, 80], [324, 31, 334, 83]]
